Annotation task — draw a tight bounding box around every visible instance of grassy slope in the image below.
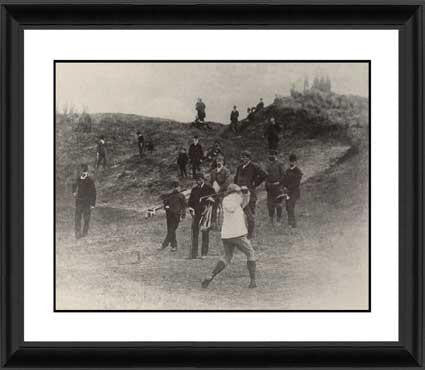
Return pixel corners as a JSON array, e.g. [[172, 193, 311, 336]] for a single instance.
[[55, 92, 369, 310]]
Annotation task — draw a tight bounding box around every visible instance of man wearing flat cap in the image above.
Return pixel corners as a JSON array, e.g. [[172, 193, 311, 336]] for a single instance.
[[234, 150, 267, 239], [188, 173, 216, 259], [72, 164, 96, 239]]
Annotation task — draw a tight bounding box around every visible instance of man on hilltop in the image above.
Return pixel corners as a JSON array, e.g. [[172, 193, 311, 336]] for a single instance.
[[195, 98, 206, 125], [230, 105, 239, 133]]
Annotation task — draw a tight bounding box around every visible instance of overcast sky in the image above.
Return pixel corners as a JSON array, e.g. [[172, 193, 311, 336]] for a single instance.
[[56, 62, 369, 124]]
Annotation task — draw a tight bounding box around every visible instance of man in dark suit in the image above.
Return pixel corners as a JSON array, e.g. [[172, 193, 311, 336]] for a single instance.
[[264, 117, 281, 151], [230, 105, 239, 133], [72, 164, 97, 239], [265, 150, 285, 225], [188, 135, 204, 178], [96, 135, 107, 169], [283, 154, 303, 228], [234, 150, 267, 239], [160, 181, 187, 252], [188, 173, 215, 259], [256, 98, 264, 112]]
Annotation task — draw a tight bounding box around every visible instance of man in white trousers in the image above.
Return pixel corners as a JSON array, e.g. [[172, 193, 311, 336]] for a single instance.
[[201, 183, 257, 289]]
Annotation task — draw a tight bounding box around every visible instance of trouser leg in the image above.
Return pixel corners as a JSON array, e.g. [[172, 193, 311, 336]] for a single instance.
[[286, 198, 297, 227], [267, 197, 275, 220], [82, 206, 91, 236], [247, 261, 257, 287], [276, 205, 283, 221], [97, 154, 106, 169], [170, 214, 180, 249], [202, 239, 232, 288], [244, 196, 256, 239], [162, 213, 172, 247], [233, 236, 257, 287], [191, 216, 200, 258], [201, 230, 209, 256], [192, 162, 200, 178], [75, 205, 83, 237]]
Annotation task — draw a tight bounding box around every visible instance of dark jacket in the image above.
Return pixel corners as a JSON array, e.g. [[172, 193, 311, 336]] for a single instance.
[[177, 152, 189, 166], [196, 101, 206, 113], [210, 166, 231, 193], [189, 143, 204, 163], [265, 160, 285, 185], [256, 101, 264, 111], [73, 176, 96, 207], [137, 135, 144, 146], [283, 166, 303, 199], [234, 161, 267, 191], [230, 110, 239, 123], [264, 123, 280, 141], [163, 190, 187, 216], [188, 183, 215, 215], [97, 140, 106, 156], [146, 141, 154, 152]]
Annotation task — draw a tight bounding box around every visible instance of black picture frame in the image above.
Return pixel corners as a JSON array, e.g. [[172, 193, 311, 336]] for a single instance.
[[1, 1, 423, 368]]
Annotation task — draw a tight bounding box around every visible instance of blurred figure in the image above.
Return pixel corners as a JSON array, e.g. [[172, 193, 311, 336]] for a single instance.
[[209, 155, 231, 230], [188, 174, 215, 259], [160, 181, 187, 252], [264, 117, 281, 151], [73, 164, 96, 239], [256, 98, 264, 111], [188, 135, 204, 178], [282, 154, 303, 228], [146, 139, 154, 153], [265, 151, 285, 225], [96, 135, 107, 169], [195, 98, 206, 124], [234, 150, 267, 239], [137, 131, 145, 158], [230, 105, 239, 133], [207, 140, 224, 169], [177, 147, 189, 178]]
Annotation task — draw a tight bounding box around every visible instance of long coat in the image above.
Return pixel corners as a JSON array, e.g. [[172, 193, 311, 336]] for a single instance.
[[73, 177, 97, 207], [283, 166, 303, 200], [189, 143, 204, 163], [188, 184, 215, 215]]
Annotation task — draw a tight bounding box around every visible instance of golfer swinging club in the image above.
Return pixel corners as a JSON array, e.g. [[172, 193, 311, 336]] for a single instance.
[[201, 184, 257, 289]]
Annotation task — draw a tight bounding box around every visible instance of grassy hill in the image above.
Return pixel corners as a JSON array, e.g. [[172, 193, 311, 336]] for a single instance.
[[55, 90, 370, 310], [56, 90, 368, 210]]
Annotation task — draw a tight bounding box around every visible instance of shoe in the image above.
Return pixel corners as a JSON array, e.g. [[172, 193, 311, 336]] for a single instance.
[[201, 277, 212, 288], [200, 255, 206, 259], [171, 247, 177, 252], [158, 244, 167, 251], [249, 280, 257, 288]]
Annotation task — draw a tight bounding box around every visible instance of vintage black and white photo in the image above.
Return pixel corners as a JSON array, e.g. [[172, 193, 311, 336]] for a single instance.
[[55, 61, 370, 311]]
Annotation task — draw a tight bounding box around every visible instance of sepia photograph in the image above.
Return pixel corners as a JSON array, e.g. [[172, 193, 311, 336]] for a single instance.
[[54, 61, 370, 311]]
